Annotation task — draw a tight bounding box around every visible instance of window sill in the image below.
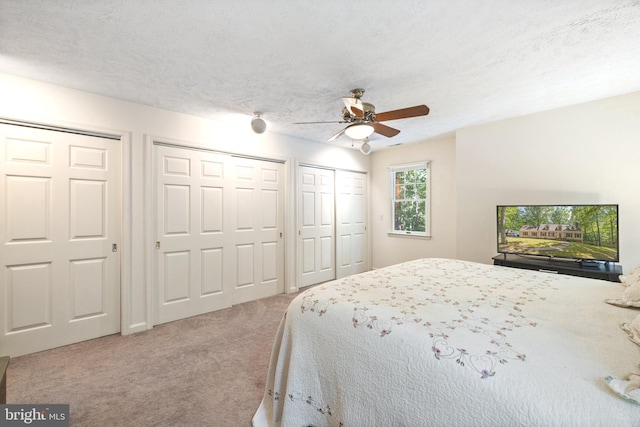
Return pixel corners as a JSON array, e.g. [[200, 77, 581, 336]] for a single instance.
[[387, 231, 432, 240]]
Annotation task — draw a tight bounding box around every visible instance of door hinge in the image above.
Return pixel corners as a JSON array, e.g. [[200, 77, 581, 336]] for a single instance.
[[112, 243, 118, 252], [280, 232, 283, 238], [156, 241, 161, 249]]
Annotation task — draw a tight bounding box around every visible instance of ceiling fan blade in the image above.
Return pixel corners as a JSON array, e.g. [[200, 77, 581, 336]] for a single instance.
[[372, 122, 401, 138], [342, 97, 363, 116], [374, 105, 430, 122], [294, 120, 347, 124], [327, 127, 346, 142], [351, 106, 365, 118]]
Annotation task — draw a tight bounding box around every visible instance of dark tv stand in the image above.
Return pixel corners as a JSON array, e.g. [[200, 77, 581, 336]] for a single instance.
[[492, 254, 622, 282]]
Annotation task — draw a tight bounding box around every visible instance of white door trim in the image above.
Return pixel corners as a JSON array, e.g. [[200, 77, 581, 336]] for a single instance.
[[0, 118, 121, 140]]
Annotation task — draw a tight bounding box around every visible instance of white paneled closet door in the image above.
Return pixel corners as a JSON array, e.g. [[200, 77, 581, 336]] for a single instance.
[[0, 124, 121, 357], [230, 156, 285, 305], [154, 145, 233, 325], [154, 144, 284, 325], [336, 170, 369, 278], [298, 166, 335, 287]]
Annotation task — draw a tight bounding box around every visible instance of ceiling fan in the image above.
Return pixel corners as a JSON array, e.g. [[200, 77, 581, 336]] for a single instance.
[[294, 88, 430, 143]]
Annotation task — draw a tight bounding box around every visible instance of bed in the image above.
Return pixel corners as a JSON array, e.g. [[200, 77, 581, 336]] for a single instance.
[[253, 258, 640, 427]]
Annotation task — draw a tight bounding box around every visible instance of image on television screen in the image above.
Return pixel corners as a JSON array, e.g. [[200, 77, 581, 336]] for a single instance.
[[497, 204, 619, 262]]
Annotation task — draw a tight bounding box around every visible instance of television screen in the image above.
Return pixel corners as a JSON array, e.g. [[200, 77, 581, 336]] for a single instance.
[[497, 204, 619, 263]]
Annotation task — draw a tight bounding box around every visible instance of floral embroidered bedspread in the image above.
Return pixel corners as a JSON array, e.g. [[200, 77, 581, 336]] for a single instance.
[[253, 258, 640, 427]]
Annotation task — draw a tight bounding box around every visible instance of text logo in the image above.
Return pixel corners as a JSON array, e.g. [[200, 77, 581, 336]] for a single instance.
[[1, 405, 69, 426]]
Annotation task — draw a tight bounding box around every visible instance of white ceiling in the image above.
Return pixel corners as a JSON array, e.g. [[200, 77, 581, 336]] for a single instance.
[[1, 1, 640, 151]]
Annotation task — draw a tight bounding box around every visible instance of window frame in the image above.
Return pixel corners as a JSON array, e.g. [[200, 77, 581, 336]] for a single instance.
[[388, 161, 431, 238]]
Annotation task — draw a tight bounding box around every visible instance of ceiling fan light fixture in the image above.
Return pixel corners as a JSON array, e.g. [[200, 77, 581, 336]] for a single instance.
[[344, 123, 374, 140], [251, 113, 267, 134]]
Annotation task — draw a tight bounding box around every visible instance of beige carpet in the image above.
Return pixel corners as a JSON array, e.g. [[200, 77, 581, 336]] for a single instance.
[[6, 292, 299, 426]]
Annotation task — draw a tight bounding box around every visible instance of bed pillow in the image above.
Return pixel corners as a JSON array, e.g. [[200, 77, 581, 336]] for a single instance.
[[605, 274, 640, 308], [621, 312, 640, 347], [620, 264, 640, 287], [622, 275, 640, 303]]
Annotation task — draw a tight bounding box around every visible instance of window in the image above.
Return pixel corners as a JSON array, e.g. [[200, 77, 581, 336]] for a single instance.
[[389, 162, 430, 237]]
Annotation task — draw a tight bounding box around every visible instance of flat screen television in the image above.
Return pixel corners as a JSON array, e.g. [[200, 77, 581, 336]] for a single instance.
[[497, 204, 619, 263]]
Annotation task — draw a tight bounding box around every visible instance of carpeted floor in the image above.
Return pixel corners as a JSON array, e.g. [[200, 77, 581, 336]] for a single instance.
[[6, 291, 299, 426]]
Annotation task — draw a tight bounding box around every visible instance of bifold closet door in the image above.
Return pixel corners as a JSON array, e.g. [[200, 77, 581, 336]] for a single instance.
[[0, 124, 121, 357], [298, 166, 335, 287], [336, 170, 369, 278], [154, 144, 284, 325], [230, 156, 285, 305], [154, 145, 233, 325]]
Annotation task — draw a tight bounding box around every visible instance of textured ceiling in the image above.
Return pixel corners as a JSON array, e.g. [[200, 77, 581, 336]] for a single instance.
[[1, 1, 640, 151]]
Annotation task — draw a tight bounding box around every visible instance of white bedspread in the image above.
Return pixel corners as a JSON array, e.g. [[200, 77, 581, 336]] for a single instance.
[[253, 258, 640, 426]]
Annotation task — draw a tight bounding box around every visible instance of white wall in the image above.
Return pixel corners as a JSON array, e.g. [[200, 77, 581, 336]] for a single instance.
[[369, 91, 640, 273], [370, 136, 457, 268], [455, 91, 640, 271], [0, 72, 370, 334], [5, 71, 638, 335]]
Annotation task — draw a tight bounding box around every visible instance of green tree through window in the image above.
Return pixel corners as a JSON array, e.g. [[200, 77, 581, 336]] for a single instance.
[[390, 162, 430, 236]]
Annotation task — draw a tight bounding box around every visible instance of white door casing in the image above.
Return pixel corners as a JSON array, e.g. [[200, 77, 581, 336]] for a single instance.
[[336, 170, 369, 278], [298, 166, 335, 287], [0, 124, 121, 357], [154, 144, 284, 325]]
